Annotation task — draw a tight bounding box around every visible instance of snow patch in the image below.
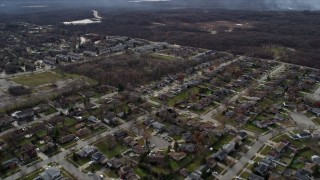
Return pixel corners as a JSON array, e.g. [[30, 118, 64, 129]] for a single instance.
[[63, 10, 102, 25]]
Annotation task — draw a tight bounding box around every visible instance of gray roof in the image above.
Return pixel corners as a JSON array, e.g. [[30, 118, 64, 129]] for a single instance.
[[222, 141, 236, 154], [312, 155, 320, 165], [37, 166, 61, 180], [151, 122, 165, 130]]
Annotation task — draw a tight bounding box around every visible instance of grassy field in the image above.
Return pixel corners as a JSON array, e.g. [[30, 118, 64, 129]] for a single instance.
[[12, 72, 64, 87], [53, 69, 98, 86]]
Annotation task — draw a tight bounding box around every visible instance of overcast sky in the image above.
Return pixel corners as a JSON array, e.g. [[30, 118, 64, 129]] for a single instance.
[[1, 0, 320, 13]]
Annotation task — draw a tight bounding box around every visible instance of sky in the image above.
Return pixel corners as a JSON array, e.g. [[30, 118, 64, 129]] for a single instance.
[[0, 0, 320, 14]]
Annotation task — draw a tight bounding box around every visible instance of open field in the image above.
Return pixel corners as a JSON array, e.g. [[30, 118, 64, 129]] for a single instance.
[[11, 72, 63, 87]]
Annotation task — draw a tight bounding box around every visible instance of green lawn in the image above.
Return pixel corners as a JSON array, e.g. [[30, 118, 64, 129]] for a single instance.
[[53, 69, 98, 86], [104, 170, 119, 178], [212, 165, 224, 174], [151, 166, 170, 175], [85, 163, 103, 172], [12, 72, 64, 87], [167, 87, 200, 106], [95, 140, 127, 158], [64, 118, 77, 127], [313, 117, 320, 125], [18, 169, 44, 180], [253, 156, 263, 162], [186, 158, 203, 172], [35, 129, 47, 137], [243, 123, 268, 134], [289, 148, 316, 170], [68, 155, 90, 167], [240, 171, 251, 179], [60, 167, 77, 180], [134, 167, 149, 178], [212, 134, 234, 151], [169, 155, 194, 171], [272, 134, 305, 147], [43, 107, 57, 116], [260, 145, 273, 155]]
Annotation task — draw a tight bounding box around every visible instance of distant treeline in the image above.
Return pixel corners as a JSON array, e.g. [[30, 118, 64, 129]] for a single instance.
[[1, 8, 320, 68]]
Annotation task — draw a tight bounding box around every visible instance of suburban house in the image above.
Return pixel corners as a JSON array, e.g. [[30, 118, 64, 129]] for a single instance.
[[147, 154, 165, 165], [237, 131, 248, 141], [35, 166, 62, 180], [222, 141, 236, 154], [77, 145, 97, 158], [1, 158, 19, 169], [151, 122, 166, 132], [107, 157, 123, 169], [88, 116, 99, 123], [92, 151, 103, 161], [295, 169, 312, 180], [214, 150, 228, 162], [180, 143, 196, 153], [75, 127, 90, 137], [43, 56, 56, 66], [59, 134, 75, 144], [311, 108, 320, 117], [11, 109, 35, 120], [255, 120, 274, 129], [311, 155, 320, 165], [118, 166, 140, 180], [168, 152, 187, 161], [123, 136, 138, 147], [206, 156, 217, 169], [113, 130, 128, 140], [21, 144, 37, 162], [297, 131, 312, 139]]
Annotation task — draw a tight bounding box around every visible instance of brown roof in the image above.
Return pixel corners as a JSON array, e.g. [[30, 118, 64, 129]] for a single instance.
[[59, 134, 75, 144], [75, 127, 90, 137], [168, 152, 187, 161], [147, 155, 165, 164], [180, 168, 189, 177], [75, 123, 85, 130]]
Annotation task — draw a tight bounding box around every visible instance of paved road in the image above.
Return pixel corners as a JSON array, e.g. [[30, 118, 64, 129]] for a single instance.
[[290, 111, 315, 127], [200, 62, 285, 126], [149, 135, 171, 149], [5, 118, 137, 180], [307, 85, 320, 101], [220, 127, 295, 180]]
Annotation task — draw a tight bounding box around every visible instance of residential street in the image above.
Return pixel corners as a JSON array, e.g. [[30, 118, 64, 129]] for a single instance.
[[4, 119, 137, 180], [220, 127, 295, 179]]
